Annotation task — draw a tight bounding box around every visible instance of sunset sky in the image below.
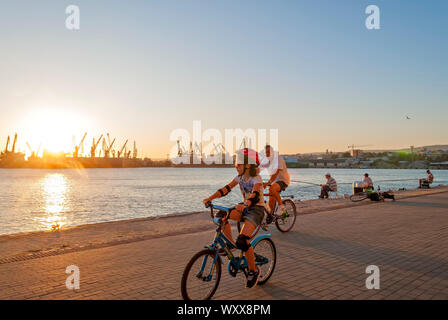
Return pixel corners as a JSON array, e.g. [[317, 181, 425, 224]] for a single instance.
[[0, 0, 447, 158]]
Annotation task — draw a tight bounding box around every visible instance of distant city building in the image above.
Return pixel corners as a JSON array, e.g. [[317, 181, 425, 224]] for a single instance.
[[430, 161, 448, 169], [283, 156, 299, 164], [350, 149, 361, 158], [304, 158, 351, 168]]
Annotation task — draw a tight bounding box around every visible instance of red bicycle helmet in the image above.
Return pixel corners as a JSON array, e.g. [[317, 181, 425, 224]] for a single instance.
[[235, 148, 260, 165]]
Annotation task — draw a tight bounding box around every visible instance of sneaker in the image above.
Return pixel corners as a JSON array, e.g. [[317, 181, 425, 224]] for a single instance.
[[255, 253, 267, 264], [281, 210, 289, 219], [246, 268, 260, 288], [318, 195, 324, 199]]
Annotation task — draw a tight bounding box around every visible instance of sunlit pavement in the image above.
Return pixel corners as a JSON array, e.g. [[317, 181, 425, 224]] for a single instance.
[[0, 192, 447, 300]]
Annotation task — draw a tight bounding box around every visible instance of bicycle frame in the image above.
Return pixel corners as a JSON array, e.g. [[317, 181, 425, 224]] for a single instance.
[[263, 193, 294, 215], [200, 204, 272, 279]]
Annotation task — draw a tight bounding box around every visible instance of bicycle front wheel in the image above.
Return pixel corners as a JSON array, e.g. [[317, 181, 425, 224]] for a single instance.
[[253, 238, 276, 285], [275, 199, 297, 232], [350, 193, 368, 202], [181, 249, 221, 300]]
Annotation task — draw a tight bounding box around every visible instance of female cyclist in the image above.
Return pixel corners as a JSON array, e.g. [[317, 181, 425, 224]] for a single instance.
[[202, 148, 265, 288]]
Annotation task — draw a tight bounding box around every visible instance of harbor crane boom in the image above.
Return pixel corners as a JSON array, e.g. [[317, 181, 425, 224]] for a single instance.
[[26, 142, 39, 158], [74, 132, 87, 158], [11, 133, 17, 153], [4, 136, 10, 153], [117, 140, 128, 158], [108, 138, 116, 152], [103, 137, 116, 158], [176, 140, 188, 157], [347, 144, 372, 150], [36, 143, 42, 157], [90, 134, 103, 158]]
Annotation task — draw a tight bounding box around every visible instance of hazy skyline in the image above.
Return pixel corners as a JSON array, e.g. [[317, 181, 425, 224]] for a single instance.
[[1, 1, 447, 158]]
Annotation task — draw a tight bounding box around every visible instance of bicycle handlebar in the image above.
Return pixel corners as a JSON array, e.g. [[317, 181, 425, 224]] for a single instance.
[[205, 201, 214, 219], [204, 202, 233, 220], [263, 193, 294, 199]]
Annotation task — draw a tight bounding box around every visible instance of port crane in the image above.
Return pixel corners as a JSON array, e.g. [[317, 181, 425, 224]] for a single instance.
[[90, 134, 103, 158], [4, 136, 10, 153], [117, 140, 128, 158], [74, 132, 87, 158], [187, 141, 202, 163], [132, 141, 137, 159], [11, 133, 17, 153], [176, 140, 188, 157], [26, 142, 41, 158], [211, 143, 228, 163], [103, 134, 116, 158], [239, 137, 252, 149]]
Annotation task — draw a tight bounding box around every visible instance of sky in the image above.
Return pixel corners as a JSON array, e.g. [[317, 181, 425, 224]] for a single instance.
[[0, 0, 447, 158]]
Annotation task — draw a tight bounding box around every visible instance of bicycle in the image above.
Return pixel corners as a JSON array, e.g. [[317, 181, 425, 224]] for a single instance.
[[237, 192, 297, 237], [350, 186, 384, 202], [181, 202, 277, 300]]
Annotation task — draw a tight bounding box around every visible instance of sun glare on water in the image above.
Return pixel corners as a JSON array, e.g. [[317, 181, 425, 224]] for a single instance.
[[36, 173, 70, 231]]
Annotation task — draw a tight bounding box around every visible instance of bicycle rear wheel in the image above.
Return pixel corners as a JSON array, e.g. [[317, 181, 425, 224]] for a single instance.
[[275, 199, 297, 232], [350, 193, 368, 202], [253, 238, 276, 285], [181, 249, 221, 300]]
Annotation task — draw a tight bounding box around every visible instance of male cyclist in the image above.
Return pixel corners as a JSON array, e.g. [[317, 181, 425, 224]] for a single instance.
[[259, 145, 290, 224], [202, 148, 264, 288]]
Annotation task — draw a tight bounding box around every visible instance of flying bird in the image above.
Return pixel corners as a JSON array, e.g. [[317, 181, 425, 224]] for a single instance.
[[406, 116, 411, 120]]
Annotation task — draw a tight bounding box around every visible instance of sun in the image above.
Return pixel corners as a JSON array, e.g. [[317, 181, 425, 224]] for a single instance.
[[21, 108, 91, 156]]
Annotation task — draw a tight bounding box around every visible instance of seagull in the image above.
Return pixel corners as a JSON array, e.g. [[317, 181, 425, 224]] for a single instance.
[[406, 116, 411, 120]]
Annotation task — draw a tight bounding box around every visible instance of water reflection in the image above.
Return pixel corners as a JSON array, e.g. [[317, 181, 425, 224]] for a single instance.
[[39, 173, 69, 230]]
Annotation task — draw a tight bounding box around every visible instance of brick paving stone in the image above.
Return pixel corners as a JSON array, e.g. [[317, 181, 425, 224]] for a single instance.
[[0, 192, 447, 300]]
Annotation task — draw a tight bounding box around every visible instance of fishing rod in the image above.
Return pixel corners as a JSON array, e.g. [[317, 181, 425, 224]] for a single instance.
[[291, 178, 447, 187]]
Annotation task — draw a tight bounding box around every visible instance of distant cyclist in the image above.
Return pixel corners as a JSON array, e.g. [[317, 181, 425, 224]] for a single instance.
[[202, 148, 264, 288], [259, 145, 290, 224]]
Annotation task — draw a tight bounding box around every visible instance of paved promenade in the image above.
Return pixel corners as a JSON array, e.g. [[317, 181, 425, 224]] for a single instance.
[[1, 191, 447, 300]]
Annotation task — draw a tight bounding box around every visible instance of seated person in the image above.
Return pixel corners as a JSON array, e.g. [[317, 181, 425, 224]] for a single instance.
[[319, 173, 337, 199], [361, 173, 374, 191], [419, 170, 434, 188]]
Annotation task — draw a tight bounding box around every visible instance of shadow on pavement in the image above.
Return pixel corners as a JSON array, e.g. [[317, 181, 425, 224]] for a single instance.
[[390, 201, 448, 209], [277, 231, 448, 280], [258, 283, 311, 300]]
